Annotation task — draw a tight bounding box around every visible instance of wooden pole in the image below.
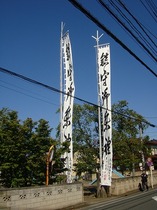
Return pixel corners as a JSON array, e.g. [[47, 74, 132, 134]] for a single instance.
[[46, 145, 54, 186], [46, 157, 49, 186]]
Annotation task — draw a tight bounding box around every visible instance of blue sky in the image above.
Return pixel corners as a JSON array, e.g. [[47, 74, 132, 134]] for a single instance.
[[0, 0, 157, 139]]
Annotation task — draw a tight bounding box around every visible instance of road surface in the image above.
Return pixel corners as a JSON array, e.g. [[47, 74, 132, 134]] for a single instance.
[[79, 188, 157, 210]]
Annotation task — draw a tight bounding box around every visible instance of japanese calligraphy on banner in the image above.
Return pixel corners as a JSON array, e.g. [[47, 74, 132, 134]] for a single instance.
[[62, 32, 75, 183], [98, 44, 112, 186]]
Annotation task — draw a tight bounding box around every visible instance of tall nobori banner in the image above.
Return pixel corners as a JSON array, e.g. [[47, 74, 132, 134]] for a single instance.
[[98, 44, 112, 186], [62, 32, 75, 183]]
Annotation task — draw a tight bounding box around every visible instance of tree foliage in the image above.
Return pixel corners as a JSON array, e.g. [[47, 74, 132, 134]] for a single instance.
[[0, 108, 67, 187], [0, 99, 152, 187], [112, 101, 151, 173], [72, 104, 99, 177], [72, 101, 151, 176]]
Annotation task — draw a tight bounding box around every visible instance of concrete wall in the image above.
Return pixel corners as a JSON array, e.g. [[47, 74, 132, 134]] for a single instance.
[[0, 182, 83, 210], [1, 172, 157, 209], [111, 171, 157, 195]]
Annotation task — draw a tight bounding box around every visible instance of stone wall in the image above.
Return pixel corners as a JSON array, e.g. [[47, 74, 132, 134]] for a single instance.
[[0, 182, 83, 210], [111, 171, 157, 195]]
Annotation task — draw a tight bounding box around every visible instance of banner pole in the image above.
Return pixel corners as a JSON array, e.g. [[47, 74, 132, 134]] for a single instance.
[[60, 22, 64, 143], [92, 31, 103, 182]]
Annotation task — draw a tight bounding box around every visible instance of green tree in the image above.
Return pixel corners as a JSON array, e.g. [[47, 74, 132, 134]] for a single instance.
[[18, 118, 37, 186], [26, 118, 54, 185], [72, 104, 99, 177], [72, 101, 151, 177], [112, 100, 151, 174], [0, 108, 23, 187], [0, 108, 70, 187]]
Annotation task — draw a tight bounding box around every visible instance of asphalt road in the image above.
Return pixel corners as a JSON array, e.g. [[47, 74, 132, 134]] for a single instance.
[[78, 188, 157, 210]]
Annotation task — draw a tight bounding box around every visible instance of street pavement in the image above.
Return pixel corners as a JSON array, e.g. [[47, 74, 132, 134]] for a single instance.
[[78, 188, 157, 210]]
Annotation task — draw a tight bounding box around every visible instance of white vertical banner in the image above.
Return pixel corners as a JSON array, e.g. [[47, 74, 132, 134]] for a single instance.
[[98, 44, 112, 186], [62, 32, 75, 183]]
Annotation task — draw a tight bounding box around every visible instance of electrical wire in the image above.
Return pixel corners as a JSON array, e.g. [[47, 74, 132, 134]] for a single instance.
[[0, 66, 98, 107], [140, 21, 157, 40], [140, 0, 157, 23], [0, 82, 58, 106], [149, 0, 157, 14], [110, 0, 157, 54], [117, 0, 157, 49], [145, 0, 157, 19], [68, 0, 157, 78], [98, 0, 157, 62], [0, 66, 156, 128]]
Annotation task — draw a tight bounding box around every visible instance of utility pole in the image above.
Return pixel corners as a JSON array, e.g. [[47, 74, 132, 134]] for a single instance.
[[139, 124, 145, 168]]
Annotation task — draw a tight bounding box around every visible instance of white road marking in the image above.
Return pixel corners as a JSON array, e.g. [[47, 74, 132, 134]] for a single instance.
[[152, 196, 157, 201]]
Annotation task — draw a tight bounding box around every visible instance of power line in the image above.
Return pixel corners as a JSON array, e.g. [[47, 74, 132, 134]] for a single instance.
[[140, 0, 157, 23], [98, 0, 157, 62], [140, 21, 157, 41], [145, 0, 157, 19], [0, 66, 156, 128], [0, 79, 59, 105], [0, 67, 97, 107], [117, 0, 157, 49], [0, 83, 58, 106], [68, 0, 157, 78], [110, 0, 157, 55], [149, 0, 157, 14]]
